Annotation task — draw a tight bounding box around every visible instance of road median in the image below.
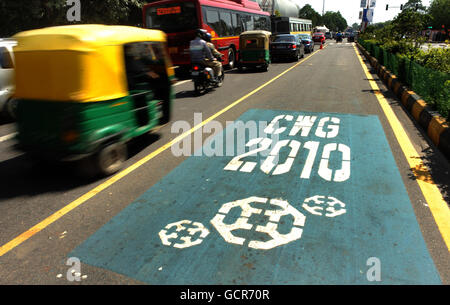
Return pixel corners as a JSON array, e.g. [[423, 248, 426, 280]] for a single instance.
[[357, 42, 450, 160]]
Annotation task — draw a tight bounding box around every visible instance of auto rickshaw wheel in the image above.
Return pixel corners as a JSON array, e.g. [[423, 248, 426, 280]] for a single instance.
[[96, 142, 127, 176]]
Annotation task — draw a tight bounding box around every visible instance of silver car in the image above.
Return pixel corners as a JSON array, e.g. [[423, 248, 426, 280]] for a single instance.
[[0, 39, 17, 119]]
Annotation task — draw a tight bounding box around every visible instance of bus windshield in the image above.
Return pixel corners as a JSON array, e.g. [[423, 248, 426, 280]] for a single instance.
[[146, 2, 198, 33]]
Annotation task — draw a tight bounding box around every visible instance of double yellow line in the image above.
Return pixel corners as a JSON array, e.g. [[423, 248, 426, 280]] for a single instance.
[[0, 46, 324, 257]]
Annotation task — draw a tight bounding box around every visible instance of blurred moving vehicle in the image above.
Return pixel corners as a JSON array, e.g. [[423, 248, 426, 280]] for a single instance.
[[325, 32, 332, 39], [0, 39, 18, 120], [13, 25, 174, 176], [347, 32, 355, 42], [298, 34, 314, 53], [237, 30, 271, 72], [312, 32, 325, 44], [270, 34, 304, 62]]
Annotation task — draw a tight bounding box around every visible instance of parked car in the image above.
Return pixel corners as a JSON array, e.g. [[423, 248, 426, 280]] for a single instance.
[[270, 34, 305, 62], [325, 32, 332, 39], [312, 32, 325, 44], [0, 39, 17, 120], [298, 34, 314, 53]]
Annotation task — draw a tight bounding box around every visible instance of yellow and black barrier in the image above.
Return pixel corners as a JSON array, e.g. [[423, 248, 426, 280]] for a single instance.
[[356, 42, 450, 160]]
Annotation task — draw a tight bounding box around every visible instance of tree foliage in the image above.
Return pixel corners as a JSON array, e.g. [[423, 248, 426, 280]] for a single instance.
[[298, 4, 322, 27], [298, 5, 348, 32], [0, 0, 147, 37], [427, 0, 449, 34], [321, 11, 347, 32], [402, 0, 427, 12]]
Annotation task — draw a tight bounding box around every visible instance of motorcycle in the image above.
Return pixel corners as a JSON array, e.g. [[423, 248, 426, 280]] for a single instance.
[[336, 36, 343, 43], [191, 57, 224, 95]]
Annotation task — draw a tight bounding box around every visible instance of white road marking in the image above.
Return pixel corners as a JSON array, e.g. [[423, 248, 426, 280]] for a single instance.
[[0, 132, 17, 143], [174, 80, 191, 86]]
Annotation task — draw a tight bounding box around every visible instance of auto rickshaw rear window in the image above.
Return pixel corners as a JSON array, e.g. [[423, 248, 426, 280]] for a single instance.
[[245, 39, 259, 48]]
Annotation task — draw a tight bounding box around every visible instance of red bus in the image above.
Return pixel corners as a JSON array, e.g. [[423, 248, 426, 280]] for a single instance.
[[143, 0, 270, 71]]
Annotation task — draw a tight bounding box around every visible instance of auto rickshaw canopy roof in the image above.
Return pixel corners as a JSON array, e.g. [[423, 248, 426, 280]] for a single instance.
[[12, 25, 169, 102], [13, 24, 167, 51], [239, 31, 272, 49]]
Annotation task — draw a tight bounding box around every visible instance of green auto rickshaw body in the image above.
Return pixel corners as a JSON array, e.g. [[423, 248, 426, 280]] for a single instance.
[[13, 25, 174, 170]]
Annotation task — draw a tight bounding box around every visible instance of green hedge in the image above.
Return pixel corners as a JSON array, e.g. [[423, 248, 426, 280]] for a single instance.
[[359, 40, 450, 120]]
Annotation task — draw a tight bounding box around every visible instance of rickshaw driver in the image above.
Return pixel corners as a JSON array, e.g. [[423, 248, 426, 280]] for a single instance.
[[124, 44, 160, 90], [189, 29, 220, 83]]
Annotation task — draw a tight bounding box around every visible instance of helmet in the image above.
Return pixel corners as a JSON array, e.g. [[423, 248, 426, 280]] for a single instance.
[[196, 29, 207, 39], [204, 33, 212, 42]]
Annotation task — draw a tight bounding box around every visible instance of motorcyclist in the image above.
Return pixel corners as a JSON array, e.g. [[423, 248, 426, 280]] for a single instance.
[[336, 31, 343, 42], [204, 32, 223, 80], [189, 29, 221, 82]]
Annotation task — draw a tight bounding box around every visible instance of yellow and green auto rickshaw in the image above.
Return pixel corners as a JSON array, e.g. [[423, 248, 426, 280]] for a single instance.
[[237, 30, 272, 72], [13, 24, 175, 176]]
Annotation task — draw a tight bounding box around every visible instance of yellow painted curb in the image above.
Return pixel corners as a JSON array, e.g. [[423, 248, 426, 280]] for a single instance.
[[428, 116, 449, 146], [411, 99, 427, 121]]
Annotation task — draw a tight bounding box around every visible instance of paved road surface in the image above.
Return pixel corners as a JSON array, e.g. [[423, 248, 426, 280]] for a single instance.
[[0, 42, 448, 285]]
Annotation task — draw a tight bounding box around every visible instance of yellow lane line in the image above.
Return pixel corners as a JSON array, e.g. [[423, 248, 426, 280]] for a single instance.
[[354, 44, 450, 251], [0, 46, 325, 257]]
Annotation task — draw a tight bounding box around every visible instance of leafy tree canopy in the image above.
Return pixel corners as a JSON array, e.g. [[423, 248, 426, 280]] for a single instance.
[[298, 4, 322, 27], [322, 11, 348, 32], [427, 0, 449, 31], [0, 0, 147, 37]]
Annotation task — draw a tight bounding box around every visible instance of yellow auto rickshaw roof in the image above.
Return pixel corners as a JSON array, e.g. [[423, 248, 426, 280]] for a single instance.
[[240, 30, 272, 37], [12, 25, 170, 103], [13, 24, 167, 51]]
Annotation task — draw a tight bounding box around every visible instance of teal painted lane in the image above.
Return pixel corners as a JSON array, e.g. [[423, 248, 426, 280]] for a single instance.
[[70, 109, 441, 284]]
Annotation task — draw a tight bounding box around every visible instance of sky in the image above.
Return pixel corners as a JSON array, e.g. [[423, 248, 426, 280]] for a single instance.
[[292, 0, 432, 26]]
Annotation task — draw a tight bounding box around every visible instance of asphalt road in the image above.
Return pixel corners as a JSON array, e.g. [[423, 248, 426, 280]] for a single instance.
[[0, 41, 449, 285]]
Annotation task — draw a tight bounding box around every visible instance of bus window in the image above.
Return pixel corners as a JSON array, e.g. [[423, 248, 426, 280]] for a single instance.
[[232, 13, 243, 35], [219, 11, 233, 36], [242, 14, 254, 31], [254, 16, 261, 30], [206, 9, 223, 36], [258, 16, 268, 31], [276, 20, 289, 33], [262, 16, 270, 31], [146, 2, 198, 33]]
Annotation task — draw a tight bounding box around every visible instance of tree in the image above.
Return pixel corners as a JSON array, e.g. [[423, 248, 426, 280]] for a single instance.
[[428, 0, 449, 39], [0, 0, 147, 37], [322, 11, 348, 32], [352, 23, 360, 31], [392, 6, 431, 46], [402, 0, 427, 12], [298, 4, 322, 27]]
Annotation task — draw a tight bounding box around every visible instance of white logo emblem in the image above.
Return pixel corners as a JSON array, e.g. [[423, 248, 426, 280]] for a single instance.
[[302, 195, 347, 218], [159, 220, 209, 249], [210, 196, 306, 250]]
